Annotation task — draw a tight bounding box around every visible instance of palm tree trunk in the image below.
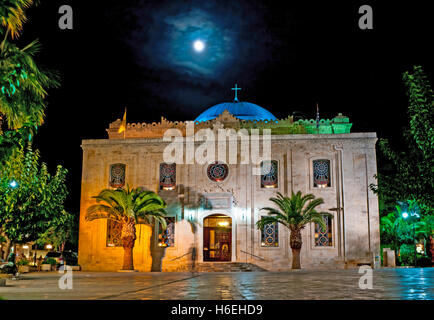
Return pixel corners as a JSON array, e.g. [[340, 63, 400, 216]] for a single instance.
[[291, 248, 301, 269], [290, 229, 303, 269], [121, 220, 137, 270]]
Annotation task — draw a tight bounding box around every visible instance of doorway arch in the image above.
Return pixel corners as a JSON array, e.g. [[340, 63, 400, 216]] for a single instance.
[[203, 214, 232, 262]]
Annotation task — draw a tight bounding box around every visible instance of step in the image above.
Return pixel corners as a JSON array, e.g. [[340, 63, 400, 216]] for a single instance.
[[195, 262, 267, 272]]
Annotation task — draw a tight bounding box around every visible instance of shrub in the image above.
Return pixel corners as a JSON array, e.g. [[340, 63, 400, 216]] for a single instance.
[[398, 244, 415, 266], [16, 259, 29, 266]]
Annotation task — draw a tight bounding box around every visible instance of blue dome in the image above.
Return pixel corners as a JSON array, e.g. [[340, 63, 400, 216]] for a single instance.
[[195, 101, 277, 122]]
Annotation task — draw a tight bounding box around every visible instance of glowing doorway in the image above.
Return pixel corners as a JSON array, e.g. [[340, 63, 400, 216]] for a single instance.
[[203, 214, 232, 262]]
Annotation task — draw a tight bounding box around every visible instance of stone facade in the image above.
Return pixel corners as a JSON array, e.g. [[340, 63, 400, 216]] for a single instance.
[[78, 111, 380, 271]]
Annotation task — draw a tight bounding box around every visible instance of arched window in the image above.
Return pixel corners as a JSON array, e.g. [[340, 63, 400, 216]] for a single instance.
[[109, 163, 126, 188], [315, 215, 333, 247], [160, 163, 176, 190], [313, 159, 331, 188], [260, 218, 279, 247], [106, 220, 122, 247], [261, 160, 278, 188], [158, 217, 175, 247]]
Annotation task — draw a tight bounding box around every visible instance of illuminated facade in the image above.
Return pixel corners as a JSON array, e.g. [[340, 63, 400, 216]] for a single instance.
[[78, 96, 380, 271]]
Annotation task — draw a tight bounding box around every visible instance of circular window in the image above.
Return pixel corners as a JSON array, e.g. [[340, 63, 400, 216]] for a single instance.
[[261, 160, 278, 188], [207, 162, 229, 182]]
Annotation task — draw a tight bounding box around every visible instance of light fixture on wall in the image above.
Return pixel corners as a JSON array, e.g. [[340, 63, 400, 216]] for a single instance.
[[218, 221, 229, 227], [264, 184, 277, 189], [45, 244, 53, 250]]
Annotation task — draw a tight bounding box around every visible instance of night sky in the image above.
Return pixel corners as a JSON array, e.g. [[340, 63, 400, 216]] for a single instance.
[[16, 0, 433, 213]]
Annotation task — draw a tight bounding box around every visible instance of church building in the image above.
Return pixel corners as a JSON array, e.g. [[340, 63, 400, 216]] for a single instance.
[[78, 86, 380, 271]]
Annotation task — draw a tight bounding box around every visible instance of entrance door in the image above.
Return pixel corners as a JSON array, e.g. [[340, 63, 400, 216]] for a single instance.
[[203, 214, 232, 262]]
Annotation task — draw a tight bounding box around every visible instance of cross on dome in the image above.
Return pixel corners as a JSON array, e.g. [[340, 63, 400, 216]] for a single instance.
[[231, 83, 242, 102], [194, 83, 277, 122]]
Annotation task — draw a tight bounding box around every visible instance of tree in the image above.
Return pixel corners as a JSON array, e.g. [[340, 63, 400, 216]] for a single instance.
[[256, 191, 330, 269], [0, 0, 35, 39], [0, 145, 69, 260], [0, 0, 59, 142], [36, 210, 77, 252], [86, 187, 167, 270], [381, 200, 433, 265], [371, 66, 434, 217], [415, 215, 434, 241], [0, 2, 67, 261], [0, 39, 59, 131], [0, 127, 30, 162], [380, 206, 413, 254]]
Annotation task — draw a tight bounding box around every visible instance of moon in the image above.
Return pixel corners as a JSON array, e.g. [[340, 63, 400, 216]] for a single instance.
[[193, 40, 205, 52]]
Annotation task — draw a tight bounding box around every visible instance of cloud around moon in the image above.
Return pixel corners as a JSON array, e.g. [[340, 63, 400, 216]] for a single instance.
[[114, 0, 292, 115]]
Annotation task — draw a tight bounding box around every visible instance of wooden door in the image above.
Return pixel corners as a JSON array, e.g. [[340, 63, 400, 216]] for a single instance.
[[203, 227, 231, 261]]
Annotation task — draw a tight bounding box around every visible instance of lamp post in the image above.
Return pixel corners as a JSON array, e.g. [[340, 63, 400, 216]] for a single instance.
[[2, 180, 19, 259], [402, 210, 420, 267]]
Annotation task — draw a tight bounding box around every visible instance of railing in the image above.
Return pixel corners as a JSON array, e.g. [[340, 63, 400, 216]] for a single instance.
[[240, 250, 266, 261]]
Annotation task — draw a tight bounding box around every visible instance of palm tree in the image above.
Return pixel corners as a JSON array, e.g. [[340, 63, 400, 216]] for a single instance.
[[0, 0, 59, 133], [0, 39, 59, 131], [415, 215, 434, 241], [86, 187, 167, 270], [0, 0, 35, 40], [256, 191, 331, 269]]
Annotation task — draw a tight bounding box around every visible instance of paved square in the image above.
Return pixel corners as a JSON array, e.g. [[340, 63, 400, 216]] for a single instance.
[[0, 268, 432, 300]]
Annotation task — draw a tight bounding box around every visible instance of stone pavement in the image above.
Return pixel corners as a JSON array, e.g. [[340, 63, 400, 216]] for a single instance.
[[0, 268, 432, 300]]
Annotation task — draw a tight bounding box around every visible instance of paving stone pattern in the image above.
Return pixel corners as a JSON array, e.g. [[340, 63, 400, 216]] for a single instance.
[[0, 268, 432, 300]]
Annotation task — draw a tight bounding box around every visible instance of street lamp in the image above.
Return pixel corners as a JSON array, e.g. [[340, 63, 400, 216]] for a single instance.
[[9, 180, 18, 188], [402, 209, 420, 267]]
